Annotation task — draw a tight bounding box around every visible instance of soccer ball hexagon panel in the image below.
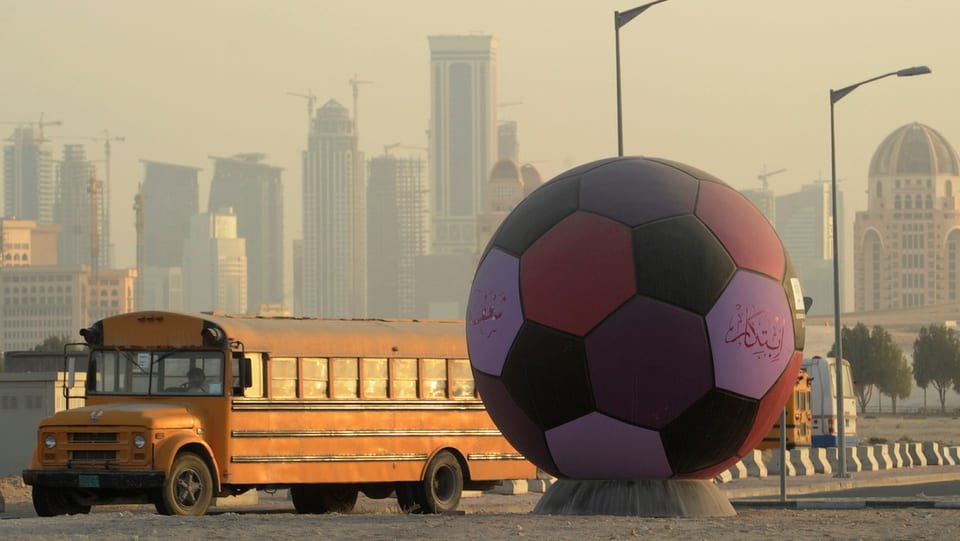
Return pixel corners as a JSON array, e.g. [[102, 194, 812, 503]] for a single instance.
[[466, 156, 806, 480]]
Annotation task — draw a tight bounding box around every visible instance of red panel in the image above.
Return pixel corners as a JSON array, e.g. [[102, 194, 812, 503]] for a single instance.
[[734, 350, 803, 456], [521, 212, 636, 336], [696, 182, 785, 280]]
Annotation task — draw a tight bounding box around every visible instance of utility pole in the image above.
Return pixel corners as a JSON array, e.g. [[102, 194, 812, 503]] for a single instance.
[[287, 90, 316, 135], [133, 189, 145, 310]]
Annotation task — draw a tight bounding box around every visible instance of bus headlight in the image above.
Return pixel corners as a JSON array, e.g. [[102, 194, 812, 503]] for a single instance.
[[43, 434, 57, 449], [133, 434, 147, 449]]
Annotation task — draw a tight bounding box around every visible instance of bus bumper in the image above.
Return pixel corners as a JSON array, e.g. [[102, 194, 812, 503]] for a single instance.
[[22, 469, 165, 489]]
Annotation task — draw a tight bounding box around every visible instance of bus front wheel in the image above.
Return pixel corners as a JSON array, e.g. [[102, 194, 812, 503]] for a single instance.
[[155, 452, 214, 516]]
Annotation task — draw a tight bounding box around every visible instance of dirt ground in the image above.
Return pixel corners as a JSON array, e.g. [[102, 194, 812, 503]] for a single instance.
[[4, 415, 960, 539]]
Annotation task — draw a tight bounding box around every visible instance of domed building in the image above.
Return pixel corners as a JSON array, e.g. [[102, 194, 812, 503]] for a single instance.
[[476, 159, 542, 254], [854, 122, 960, 311]]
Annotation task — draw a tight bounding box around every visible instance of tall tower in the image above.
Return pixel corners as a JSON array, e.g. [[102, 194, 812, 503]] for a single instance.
[[139, 160, 200, 310], [55, 144, 98, 267], [854, 122, 960, 311], [183, 208, 248, 314], [207, 153, 284, 313], [776, 181, 841, 317], [428, 35, 497, 256], [300, 99, 366, 317], [367, 152, 429, 318], [3, 126, 55, 223]]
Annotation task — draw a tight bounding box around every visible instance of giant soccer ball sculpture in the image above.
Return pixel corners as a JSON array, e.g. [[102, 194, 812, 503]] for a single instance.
[[466, 156, 806, 515]]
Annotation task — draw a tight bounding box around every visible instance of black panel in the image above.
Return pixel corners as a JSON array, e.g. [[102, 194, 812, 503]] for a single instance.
[[500, 322, 595, 431], [490, 175, 580, 258], [473, 370, 561, 477], [645, 157, 725, 184], [633, 215, 736, 315], [660, 389, 759, 475]]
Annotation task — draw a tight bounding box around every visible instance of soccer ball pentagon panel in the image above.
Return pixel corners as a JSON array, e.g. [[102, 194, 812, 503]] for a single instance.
[[466, 156, 806, 480]]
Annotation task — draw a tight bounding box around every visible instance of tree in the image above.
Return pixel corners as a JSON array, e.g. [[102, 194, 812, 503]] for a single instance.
[[878, 354, 912, 414], [913, 325, 960, 413], [33, 335, 74, 353], [829, 322, 879, 413]]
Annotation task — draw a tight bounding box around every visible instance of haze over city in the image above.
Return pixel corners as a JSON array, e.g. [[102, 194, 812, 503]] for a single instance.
[[3, 0, 959, 309]]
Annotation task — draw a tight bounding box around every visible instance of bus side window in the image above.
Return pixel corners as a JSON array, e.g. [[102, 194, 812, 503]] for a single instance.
[[362, 358, 387, 399], [270, 357, 297, 399], [449, 359, 475, 398], [422, 358, 447, 399], [302, 358, 329, 399], [331, 358, 358, 399], [391, 358, 418, 399]]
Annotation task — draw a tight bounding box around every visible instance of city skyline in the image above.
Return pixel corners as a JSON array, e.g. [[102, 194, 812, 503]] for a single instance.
[[4, 1, 960, 310]]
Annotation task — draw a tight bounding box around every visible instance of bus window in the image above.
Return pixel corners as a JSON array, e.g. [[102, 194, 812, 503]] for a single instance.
[[422, 358, 447, 399], [362, 358, 388, 399], [332, 358, 359, 399], [450, 359, 475, 398], [302, 358, 329, 399], [392, 358, 418, 399], [271, 358, 297, 399]]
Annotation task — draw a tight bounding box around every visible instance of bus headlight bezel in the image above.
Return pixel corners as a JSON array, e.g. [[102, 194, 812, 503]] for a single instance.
[[133, 434, 147, 449], [43, 434, 57, 449]]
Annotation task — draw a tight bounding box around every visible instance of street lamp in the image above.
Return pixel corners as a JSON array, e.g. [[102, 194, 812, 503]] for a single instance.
[[615, 0, 671, 157], [829, 65, 930, 477]]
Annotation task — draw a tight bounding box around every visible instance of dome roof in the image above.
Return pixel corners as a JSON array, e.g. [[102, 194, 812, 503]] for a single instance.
[[520, 163, 543, 189], [869, 122, 960, 177], [489, 159, 522, 184]]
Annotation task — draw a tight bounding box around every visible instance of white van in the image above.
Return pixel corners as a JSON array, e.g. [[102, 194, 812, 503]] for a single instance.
[[801, 356, 858, 447]]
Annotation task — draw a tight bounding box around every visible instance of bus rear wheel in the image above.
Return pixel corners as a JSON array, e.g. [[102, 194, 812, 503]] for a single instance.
[[32, 486, 91, 517], [398, 451, 463, 514], [290, 484, 358, 514], [155, 452, 214, 516]]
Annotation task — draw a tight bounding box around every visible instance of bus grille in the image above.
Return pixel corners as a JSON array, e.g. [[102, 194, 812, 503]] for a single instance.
[[71, 432, 118, 443], [71, 450, 117, 461]]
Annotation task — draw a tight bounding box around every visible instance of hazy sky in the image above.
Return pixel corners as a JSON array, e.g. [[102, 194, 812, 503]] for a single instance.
[[3, 1, 959, 308]]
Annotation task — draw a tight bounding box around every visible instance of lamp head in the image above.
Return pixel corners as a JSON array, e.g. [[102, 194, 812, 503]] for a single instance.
[[897, 66, 931, 77]]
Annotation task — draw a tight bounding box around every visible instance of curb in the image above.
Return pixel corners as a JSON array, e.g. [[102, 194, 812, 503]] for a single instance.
[[721, 470, 960, 500]]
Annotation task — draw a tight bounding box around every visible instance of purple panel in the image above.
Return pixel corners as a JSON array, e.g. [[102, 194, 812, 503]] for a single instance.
[[580, 158, 699, 226], [546, 412, 672, 479], [585, 297, 712, 429], [466, 249, 524, 377], [706, 271, 795, 399], [521, 212, 636, 336], [696, 181, 785, 280], [474, 370, 559, 476]]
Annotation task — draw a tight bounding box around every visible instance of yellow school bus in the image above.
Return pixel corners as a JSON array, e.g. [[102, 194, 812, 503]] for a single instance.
[[22, 311, 535, 516], [757, 369, 813, 450]]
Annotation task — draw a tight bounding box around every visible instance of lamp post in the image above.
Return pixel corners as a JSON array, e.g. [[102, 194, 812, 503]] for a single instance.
[[829, 65, 930, 477], [615, 0, 671, 157]]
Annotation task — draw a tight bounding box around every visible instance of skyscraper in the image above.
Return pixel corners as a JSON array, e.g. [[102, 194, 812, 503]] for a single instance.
[[854, 122, 960, 311], [367, 153, 429, 318], [3, 126, 55, 223], [183, 208, 247, 314], [207, 153, 284, 313], [776, 181, 843, 317], [428, 35, 497, 256], [138, 160, 200, 310], [54, 145, 103, 268], [300, 99, 366, 317]]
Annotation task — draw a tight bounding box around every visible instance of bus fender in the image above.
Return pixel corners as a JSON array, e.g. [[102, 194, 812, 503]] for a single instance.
[[153, 433, 221, 492]]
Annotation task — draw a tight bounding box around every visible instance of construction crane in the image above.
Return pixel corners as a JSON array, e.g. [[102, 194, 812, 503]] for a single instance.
[[757, 165, 786, 190], [287, 89, 316, 135], [348, 74, 373, 137], [0, 116, 63, 141], [87, 174, 103, 276]]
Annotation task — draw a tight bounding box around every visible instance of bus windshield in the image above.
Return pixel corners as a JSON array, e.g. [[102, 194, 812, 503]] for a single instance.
[[89, 349, 225, 396]]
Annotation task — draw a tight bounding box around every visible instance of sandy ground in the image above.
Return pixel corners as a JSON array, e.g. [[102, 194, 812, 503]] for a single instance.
[[4, 415, 960, 540]]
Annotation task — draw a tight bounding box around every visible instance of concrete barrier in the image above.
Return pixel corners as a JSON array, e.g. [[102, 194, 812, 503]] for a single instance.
[[922, 441, 943, 466], [763, 449, 795, 476], [905, 442, 927, 467], [741, 450, 768, 478], [808, 447, 833, 475], [790, 448, 816, 476], [856, 446, 880, 471], [942, 446, 960, 465], [213, 490, 259, 507], [490, 480, 529, 495], [888, 442, 906, 468], [718, 460, 748, 482], [843, 446, 863, 472], [873, 444, 894, 470]]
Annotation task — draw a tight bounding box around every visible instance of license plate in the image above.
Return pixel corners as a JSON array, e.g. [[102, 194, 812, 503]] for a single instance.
[[79, 474, 100, 488]]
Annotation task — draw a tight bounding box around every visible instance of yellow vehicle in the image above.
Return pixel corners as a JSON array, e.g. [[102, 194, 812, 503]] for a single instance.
[[757, 369, 813, 450], [22, 311, 535, 516]]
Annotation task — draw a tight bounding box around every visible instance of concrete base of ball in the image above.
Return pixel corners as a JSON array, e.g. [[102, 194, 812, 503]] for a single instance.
[[532, 478, 736, 517]]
